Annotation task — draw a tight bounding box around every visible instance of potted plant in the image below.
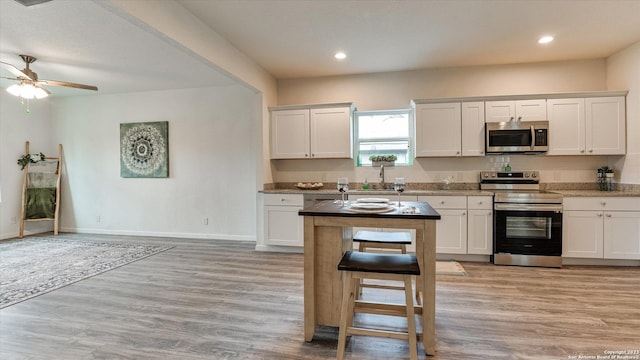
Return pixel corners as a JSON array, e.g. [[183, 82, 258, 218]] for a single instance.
[[369, 154, 397, 167]]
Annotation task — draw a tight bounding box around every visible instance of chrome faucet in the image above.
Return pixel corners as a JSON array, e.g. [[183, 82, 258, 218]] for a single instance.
[[379, 165, 386, 189]]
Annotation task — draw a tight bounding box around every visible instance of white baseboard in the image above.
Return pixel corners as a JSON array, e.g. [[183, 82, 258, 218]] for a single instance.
[[59, 227, 256, 242]]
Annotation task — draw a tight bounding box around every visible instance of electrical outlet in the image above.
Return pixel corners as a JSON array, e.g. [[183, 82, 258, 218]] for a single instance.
[[203, 217, 209, 225], [96, 215, 101, 223]]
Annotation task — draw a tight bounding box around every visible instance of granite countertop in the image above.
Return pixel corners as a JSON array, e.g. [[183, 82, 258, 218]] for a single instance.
[[262, 188, 640, 197], [260, 189, 494, 196], [550, 190, 640, 197]]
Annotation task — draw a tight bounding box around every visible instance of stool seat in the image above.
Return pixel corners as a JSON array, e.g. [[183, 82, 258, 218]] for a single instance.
[[338, 251, 420, 275], [353, 230, 411, 244]]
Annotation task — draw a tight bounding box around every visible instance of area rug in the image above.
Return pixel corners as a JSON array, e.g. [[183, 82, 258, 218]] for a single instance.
[[0, 236, 172, 308], [436, 260, 467, 276]]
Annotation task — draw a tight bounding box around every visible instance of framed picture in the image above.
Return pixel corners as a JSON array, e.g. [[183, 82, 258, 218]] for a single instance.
[[120, 121, 169, 178]]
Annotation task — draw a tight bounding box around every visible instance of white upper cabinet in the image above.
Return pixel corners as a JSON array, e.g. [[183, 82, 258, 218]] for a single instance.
[[586, 97, 626, 155], [415, 102, 484, 157], [270, 109, 310, 159], [310, 107, 353, 158], [270, 104, 353, 159], [415, 103, 462, 157], [547, 96, 625, 155], [547, 98, 585, 155], [485, 99, 547, 123], [461, 102, 486, 156]]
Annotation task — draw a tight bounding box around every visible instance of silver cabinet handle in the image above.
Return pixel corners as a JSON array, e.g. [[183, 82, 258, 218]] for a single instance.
[[580, 150, 585, 153], [509, 117, 515, 121], [597, 213, 603, 217], [517, 116, 522, 121], [606, 213, 612, 218], [589, 149, 593, 153]]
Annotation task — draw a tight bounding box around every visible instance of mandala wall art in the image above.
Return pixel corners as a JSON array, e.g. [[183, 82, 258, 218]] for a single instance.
[[120, 121, 169, 178]]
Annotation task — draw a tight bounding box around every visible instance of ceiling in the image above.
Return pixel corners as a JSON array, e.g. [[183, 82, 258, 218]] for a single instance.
[[1, 0, 640, 97]]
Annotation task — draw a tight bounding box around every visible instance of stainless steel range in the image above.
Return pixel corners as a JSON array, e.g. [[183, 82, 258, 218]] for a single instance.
[[480, 171, 563, 268]]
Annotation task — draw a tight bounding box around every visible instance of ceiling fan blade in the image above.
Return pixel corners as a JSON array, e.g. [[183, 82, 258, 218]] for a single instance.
[[0, 61, 32, 80], [39, 79, 98, 91]]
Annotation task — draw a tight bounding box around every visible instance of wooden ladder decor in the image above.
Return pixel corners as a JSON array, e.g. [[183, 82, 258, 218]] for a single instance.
[[19, 141, 63, 238]]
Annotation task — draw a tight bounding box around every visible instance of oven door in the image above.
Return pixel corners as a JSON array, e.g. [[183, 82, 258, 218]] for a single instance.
[[493, 204, 562, 256]]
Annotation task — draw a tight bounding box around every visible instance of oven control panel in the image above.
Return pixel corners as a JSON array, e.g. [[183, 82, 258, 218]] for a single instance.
[[480, 171, 539, 181]]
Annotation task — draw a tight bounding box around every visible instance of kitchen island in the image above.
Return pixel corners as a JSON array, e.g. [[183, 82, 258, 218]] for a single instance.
[[299, 200, 441, 355]]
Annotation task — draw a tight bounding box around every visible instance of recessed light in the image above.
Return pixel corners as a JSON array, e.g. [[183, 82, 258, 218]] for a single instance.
[[538, 36, 554, 44], [334, 52, 347, 60]]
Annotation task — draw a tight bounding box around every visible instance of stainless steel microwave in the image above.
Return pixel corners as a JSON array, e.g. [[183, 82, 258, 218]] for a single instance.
[[486, 121, 549, 154]]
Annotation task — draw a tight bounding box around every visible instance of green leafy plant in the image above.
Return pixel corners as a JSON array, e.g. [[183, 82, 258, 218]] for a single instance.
[[368, 154, 397, 162], [17, 152, 46, 170]]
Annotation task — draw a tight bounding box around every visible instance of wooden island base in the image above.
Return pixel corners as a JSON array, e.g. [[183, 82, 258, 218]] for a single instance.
[[299, 201, 440, 356]]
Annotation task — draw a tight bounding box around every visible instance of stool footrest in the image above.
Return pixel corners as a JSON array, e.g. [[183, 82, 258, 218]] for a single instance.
[[355, 300, 423, 316], [347, 326, 410, 340]]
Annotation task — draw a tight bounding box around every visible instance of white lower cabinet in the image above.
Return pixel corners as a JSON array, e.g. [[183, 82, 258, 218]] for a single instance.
[[419, 195, 493, 255], [419, 196, 467, 254], [263, 194, 304, 247], [467, 196, 493, 255], [563, 197, 640, 260]]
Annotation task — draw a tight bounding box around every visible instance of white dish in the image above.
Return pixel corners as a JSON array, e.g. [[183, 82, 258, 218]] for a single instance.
[[355, 198, 389, 203], [349, 203, 391, 210]]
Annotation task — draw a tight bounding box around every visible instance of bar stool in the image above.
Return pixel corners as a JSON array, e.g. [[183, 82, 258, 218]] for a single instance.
[[353, 230, 411, 254], [337, 250, 420, 360], [353, 230, 412, 298]]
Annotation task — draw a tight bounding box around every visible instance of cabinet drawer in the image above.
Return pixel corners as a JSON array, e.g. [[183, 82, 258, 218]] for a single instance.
[[418, 195, 466, 209], [467, 196, 493, 210], [264, 193, 304, 206], [564, 197, 640, 211]]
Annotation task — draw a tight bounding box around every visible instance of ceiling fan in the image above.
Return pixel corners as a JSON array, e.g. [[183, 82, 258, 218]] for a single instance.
[[1, 54, 98, 99]]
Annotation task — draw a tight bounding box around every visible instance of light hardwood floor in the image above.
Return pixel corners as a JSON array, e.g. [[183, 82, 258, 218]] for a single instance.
[[1, 233, 638, 359]]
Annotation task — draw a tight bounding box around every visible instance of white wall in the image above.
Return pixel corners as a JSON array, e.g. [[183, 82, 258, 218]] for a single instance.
[[275, 59, 620, 186], [49, 85, 258, 240], [278, 59, 606, 110], [0, 93, 55, 239], [608, 41, 640, 185]]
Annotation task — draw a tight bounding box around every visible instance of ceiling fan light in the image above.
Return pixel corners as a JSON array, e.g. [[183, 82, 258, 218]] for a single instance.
[[6, 83, 23, 97], [33, 86, 50, 99], [5, 82, 49, 99]]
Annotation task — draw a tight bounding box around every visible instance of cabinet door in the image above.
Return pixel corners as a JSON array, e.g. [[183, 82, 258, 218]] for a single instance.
[[547, 98, 586, 155], [270, 109, 310, 159], [586, 97, 626, 155], [461, 102, 485, 156], [485, 101, 515, 123], [310, 107, 353, 158], [415, 103, 462, 157], [264, 205, 304, 246], [515, 99, 547, 121], [562, 211, 604, 258], [486, 100, 546, 122], [603, 211, 640, 260], [467, 209, 492, 255], [434, 209, 467, 254]]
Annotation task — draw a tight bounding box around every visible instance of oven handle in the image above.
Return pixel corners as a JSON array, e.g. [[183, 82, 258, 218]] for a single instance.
[[494, 203, 563, 212]]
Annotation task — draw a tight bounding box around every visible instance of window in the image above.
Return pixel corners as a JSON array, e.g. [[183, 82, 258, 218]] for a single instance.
[[354, 109, 413, 166]]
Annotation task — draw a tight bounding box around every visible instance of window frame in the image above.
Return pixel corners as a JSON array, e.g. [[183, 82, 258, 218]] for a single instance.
[[353, 108, 414, 167]]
